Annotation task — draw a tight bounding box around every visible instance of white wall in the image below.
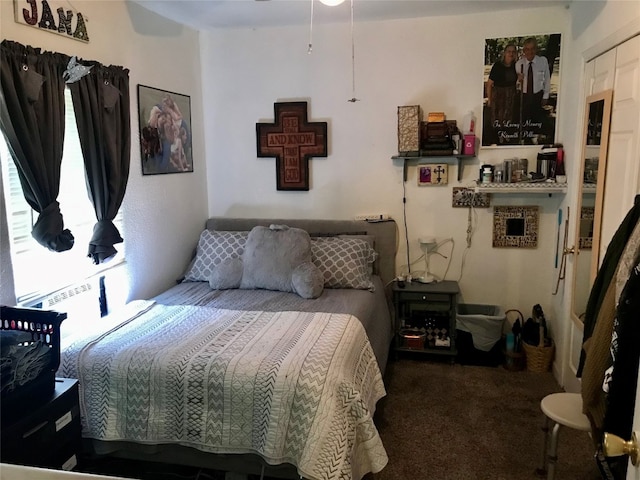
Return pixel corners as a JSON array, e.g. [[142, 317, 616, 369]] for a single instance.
[[0, 1, 209, 303], [201, 7, 570, 316]]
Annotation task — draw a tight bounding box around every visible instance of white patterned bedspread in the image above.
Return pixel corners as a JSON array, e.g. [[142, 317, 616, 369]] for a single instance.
[[59, 301, 388, 480]]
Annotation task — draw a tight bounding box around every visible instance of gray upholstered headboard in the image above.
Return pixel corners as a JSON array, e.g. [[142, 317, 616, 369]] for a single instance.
[[205, 217, 398, 288]]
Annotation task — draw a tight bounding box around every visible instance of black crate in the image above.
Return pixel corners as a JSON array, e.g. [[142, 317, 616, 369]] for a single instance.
[[1, 305, 67, 416]]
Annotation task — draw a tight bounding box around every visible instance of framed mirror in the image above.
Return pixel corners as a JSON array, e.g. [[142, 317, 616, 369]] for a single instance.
[[571, 89, 613, 324]]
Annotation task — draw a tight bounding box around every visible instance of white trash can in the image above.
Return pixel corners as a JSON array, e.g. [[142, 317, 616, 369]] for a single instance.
[[456, 304, 506, 352]]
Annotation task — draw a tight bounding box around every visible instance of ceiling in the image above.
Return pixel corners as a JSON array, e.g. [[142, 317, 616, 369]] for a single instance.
[[131, 0, 572, 30]]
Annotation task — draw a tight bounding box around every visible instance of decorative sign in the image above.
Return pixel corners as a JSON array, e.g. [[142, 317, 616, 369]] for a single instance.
[[452, 187, 490, 208], [417, 164, 448, 186], [14, 0, 89, 43], [256, 102, 327, 191]]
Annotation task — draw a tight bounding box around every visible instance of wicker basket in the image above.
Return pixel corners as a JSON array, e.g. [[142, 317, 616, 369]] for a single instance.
[[523, 338, 555, 372]]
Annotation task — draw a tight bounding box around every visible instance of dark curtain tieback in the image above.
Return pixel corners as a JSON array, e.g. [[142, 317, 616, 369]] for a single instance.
[[31, 201, 74, 252], [88, 219, 123, 265]]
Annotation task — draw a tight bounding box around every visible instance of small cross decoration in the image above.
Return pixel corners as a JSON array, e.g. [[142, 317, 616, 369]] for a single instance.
[[256, 102, 327, 191], [433, 165, 446, 184]]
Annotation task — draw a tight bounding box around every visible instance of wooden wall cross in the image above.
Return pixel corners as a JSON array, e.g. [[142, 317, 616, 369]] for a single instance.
[[256, 102, 327, 191]]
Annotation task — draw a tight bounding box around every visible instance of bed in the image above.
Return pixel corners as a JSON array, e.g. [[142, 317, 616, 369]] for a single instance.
[[58, 217, 397, 480]]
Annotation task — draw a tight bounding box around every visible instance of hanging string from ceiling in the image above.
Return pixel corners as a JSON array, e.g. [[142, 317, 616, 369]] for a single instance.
[[307, 0, 359, 102], [307, 0, 314, 54], [347, 0, 359, 103]]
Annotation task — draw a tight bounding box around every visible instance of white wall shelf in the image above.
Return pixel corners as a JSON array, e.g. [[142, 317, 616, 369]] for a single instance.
[[474, 182, 568, 195]]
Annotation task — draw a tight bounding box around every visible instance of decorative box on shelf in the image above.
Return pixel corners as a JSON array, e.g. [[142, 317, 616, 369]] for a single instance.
[[397, 105, 422, 156]]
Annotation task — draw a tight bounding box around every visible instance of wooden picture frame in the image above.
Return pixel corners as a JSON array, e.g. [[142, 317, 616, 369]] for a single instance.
[[138, 85, 193, 175], [492, 205, 539, 248]]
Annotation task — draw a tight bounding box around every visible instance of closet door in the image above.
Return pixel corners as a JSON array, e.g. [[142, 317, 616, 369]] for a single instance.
[[563, 49, 618, 394], [601, 34, 640, 262], [591, 47, 617, 94], [563, 37, 639, 394]]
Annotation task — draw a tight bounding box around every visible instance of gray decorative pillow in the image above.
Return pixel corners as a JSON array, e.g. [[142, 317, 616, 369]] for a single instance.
[[183, 230, 248, 282], [338, 234, 375, 249], [292, 261, 324, 299], [310, 233, 376, 274], [311, 237, 377, 291], [339, 234, 376, 275], [208, 257, 243, 290], [240, 225, 313, 295]]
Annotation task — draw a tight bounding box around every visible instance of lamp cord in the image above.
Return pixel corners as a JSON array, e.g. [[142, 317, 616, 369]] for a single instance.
[[402, 179, 410, 275]]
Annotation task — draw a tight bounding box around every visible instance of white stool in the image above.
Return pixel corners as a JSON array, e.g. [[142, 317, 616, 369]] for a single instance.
[[536, 392, 591, 480]]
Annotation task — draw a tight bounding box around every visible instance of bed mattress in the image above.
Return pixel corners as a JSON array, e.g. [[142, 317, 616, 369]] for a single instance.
[[154, 275, 393, 374], [59, 279, 392, 480]]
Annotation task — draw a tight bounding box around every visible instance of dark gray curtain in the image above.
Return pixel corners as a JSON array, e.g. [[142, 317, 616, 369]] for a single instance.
[[0, 40, 74, 251], [69, 63, 130, 264]]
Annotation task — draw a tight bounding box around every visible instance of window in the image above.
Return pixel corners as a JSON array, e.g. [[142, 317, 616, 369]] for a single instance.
[[0, 88, 124, 306]]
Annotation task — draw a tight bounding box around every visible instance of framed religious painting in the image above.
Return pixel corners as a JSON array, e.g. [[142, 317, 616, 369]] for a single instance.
[[482, 34, 562, 147], [417, 164, 448, 186], [138, 84, 193, 175]]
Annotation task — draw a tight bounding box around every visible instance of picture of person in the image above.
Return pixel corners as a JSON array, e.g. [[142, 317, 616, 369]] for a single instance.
[[486, 44, 518, 143], [138, 85, 193, 175], [482, 34, 561, 147], [515, 37, 551, 144], [419, 166, 432, 185]]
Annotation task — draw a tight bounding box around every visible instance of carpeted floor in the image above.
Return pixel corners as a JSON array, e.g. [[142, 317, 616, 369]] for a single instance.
[[373, 356, 601, 480], [79, 356, 601, 480]]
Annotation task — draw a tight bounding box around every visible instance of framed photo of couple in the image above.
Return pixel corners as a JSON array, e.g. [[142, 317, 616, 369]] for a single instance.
[[482, 34, 562, 147]]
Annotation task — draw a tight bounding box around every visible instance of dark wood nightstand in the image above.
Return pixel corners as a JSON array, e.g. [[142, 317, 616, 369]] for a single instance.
[[392, 280, 460, 359], [1, 378, 82, 471]]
